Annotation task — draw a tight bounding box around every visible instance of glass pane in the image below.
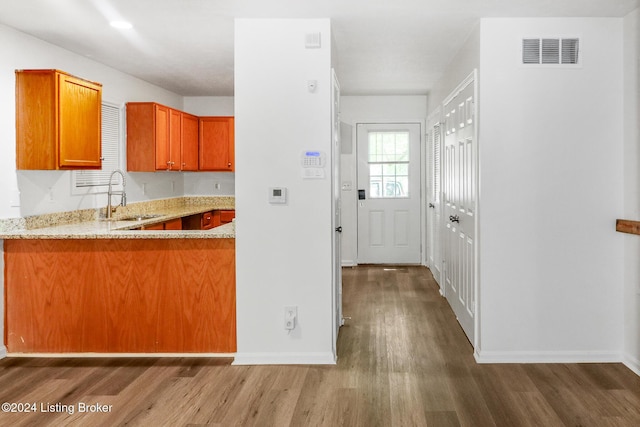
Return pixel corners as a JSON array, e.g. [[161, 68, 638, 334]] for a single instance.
[[395, 137, 409, 161], [370, 181, 381, 198], [396, 176, 409, 197], [368, 130, 411, 198], [368, 131, 410, 162], [383, 163, 396, 175]]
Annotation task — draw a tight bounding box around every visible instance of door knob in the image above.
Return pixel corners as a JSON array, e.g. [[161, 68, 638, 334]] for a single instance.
[[335, 226, 343, 233]]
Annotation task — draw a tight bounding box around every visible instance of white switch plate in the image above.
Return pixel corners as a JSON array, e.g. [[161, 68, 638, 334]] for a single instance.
[[284, 306, 297, 330]]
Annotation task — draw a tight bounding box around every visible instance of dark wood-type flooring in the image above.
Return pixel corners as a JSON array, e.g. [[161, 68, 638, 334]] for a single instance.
[[1, 266, 640, 426]]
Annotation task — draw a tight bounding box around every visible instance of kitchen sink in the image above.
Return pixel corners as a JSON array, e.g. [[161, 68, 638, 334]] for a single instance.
[[117, 214, 164, 221]]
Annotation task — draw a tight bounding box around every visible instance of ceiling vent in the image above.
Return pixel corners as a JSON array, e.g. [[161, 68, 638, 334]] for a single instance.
[[522, 38, 580, 65]]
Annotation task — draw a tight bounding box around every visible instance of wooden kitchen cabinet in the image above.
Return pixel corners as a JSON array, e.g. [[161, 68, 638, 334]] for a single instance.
[[219, 210, 235, 224], [16, 69, 102, 170], [127, 102, 197, 172], [181, 112, 199, 171], [140, 218, 182, 230], [5, 238, 236, 353], [199, 116, 234, 171], [182, 211, 216, 230]]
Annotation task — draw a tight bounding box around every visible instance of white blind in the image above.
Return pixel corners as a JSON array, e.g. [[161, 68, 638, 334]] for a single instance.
[[74, 103, 121, 188], [433, 123, 441, 202]]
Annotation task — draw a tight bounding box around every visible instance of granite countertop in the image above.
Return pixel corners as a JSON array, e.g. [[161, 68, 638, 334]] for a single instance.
[[0, 196, 235, 240]]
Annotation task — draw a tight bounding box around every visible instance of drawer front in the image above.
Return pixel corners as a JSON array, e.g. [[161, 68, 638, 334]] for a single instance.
[[201, 211, 215, 230], [220, 210, 235, 224]]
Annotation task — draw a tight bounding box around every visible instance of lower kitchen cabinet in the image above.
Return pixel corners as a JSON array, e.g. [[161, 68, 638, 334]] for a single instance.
[[4, 238, 236, 353]]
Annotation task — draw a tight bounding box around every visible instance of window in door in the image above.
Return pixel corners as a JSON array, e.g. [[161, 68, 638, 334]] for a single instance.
[[368, 131, 410, 198]]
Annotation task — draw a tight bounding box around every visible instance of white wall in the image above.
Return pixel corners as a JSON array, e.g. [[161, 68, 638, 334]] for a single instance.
[[623, 8, 640, 374], [427, 23, 480, 117], [339, 96, 427, 266], [183, 96, 236, 196], [0, 23, 186, 219], [426, 23, 480, 285], [477, 18, 625, 362], [234, 19, 335, 364]]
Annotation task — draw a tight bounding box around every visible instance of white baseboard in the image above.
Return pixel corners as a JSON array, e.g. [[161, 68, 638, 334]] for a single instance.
[[232, 352, 337, 365], [341, 260, 357, 267], [6, 352, 235, 358], [475, 349, 622, 364], [623, 352, 640, 376]]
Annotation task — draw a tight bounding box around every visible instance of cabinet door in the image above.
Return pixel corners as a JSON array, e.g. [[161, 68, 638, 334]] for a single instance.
[[168, 109, 182, 170], [58, 73, 102, 168], [220, 210, 235, 224], [164, 218, 182, 230], [181, 113, 199, 171], [142, 222, 164, 230], [16, 70, 102, 170], [154, 104, 171, 170], [199, 117, 234, 171]]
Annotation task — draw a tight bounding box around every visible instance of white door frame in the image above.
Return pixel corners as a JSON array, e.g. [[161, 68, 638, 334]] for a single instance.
[[330, 69, 342, 359]]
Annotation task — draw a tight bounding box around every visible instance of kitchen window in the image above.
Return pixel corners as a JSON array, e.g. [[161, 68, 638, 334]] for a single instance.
[[71, 102, 123, 193]]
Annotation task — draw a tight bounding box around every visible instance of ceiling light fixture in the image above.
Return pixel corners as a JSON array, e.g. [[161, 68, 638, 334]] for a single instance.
[[110, 21, 133, 30]]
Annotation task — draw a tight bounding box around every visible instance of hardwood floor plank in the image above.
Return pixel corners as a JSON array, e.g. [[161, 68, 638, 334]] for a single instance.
[[2, 266, 640, 426]]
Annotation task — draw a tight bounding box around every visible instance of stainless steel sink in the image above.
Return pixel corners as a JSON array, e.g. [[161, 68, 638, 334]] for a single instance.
[[118, 214, 163, 221]]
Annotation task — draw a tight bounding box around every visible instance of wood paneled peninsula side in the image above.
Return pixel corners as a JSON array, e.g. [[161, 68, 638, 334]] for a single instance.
[[1, 196, 236, 354]]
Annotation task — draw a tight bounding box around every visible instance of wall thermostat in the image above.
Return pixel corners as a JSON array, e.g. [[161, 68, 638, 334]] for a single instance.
[[269, 187, 287, 204]]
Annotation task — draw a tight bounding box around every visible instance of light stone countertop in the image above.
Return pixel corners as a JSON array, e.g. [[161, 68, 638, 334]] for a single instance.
[[0, 197, 235, 240]]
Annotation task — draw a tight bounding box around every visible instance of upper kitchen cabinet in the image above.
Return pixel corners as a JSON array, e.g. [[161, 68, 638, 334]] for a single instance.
[[15, 69, 102, 170], [181, 112, 199, 171], [127, 102, 198, 172], [199, 117, 234, 171]]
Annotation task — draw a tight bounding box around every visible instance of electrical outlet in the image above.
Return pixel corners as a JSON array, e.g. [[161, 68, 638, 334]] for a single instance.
[[214, 182, 221, 190], [284, 306, 297, 330]]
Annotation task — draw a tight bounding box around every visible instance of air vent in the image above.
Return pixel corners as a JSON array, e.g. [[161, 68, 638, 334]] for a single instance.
[[305, 32, 321, 49], [522, 38, 580, 65]]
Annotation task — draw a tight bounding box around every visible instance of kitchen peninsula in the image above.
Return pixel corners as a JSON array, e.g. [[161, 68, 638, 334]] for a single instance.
[[0, 196, 236, 354]]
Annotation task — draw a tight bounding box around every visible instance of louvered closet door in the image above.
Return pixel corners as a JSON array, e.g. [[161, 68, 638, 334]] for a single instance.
[[442, 75, 476, 345], [427, 122, 442, 284]]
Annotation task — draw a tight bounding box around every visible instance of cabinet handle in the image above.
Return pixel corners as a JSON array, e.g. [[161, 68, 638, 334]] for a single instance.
[[228, 162, 232, 167]]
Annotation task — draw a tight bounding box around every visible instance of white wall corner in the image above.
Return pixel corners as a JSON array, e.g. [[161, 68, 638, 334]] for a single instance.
[[623, 352, 640, 377], [0, 345, 6, 359], [232, 352, 337, 366]]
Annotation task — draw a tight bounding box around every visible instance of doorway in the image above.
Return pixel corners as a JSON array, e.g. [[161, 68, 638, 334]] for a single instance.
[[356, 123, 422, 264]]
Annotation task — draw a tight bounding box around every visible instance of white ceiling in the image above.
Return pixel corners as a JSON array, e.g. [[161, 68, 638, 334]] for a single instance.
[[0, 0, 637, 96]]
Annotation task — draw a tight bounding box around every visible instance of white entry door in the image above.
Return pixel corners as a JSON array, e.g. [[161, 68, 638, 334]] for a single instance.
[[357, 123, 421, 264], [442, 73, 477, 345]]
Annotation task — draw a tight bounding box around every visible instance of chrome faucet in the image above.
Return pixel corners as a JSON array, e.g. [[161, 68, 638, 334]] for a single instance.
[[106, 169, 127, 219]]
